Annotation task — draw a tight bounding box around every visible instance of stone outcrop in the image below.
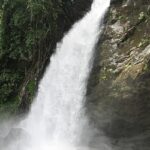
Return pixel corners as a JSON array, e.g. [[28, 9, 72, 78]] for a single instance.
[[87, 0, 150, 149]]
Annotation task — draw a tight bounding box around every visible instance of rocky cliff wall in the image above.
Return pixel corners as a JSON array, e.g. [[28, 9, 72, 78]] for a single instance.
[[86, 0, 150, 149]]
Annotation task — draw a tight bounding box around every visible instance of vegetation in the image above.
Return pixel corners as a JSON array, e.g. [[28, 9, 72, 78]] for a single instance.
[[0, 0, 92, 115]]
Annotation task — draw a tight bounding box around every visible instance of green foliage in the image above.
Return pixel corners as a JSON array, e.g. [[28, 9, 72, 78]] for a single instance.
[[0, 96, 20, 117], [0, 70, 22, 102], [0, 0, 88, 115], [0, 0, 75, 115], [26, 80, 36, 102]]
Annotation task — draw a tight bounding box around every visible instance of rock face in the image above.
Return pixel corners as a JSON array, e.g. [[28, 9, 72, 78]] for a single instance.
[[86, 0, 150, 149]]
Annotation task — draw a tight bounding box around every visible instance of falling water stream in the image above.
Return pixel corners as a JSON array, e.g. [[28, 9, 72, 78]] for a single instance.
[[2, 0, 110, 150]]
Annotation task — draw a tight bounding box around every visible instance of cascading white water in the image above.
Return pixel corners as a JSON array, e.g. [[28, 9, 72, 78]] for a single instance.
[[4, 0, 110, 150]]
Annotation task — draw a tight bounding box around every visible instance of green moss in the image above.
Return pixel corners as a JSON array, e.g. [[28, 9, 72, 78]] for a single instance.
[[100, 67, 114, 81], [0, 96, 20, 117], [26, 80, 36, 102], [27, 80, 36, 94], [138, 12, 145, 20], [143, 63, 150, 72]]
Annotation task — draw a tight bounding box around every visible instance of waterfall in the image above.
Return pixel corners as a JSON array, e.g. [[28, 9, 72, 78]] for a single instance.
[[3, 0, 110, 150]]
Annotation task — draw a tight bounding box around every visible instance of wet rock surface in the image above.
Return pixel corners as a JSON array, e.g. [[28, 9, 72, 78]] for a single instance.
[[87, 0, 150, 149]]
